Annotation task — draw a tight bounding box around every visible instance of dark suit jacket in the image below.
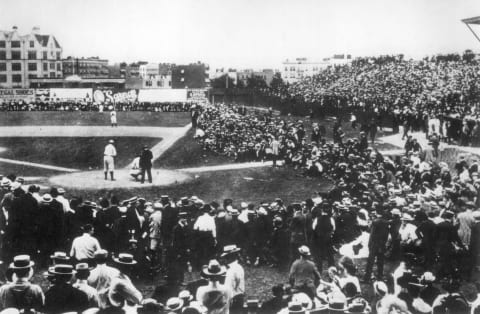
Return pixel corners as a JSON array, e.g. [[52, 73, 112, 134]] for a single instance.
[[139, 149, 153, 168], [368, 217, 390, 250], [44, 283, 89, 314]]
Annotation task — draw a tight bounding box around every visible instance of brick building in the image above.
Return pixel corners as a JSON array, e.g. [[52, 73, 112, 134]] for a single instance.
[[0, 26, 63, 88]]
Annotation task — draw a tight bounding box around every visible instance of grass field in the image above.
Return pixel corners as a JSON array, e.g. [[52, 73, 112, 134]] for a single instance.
[[0, 137, 161, 172], [0, 111, 191, 127], [154, 129, 233, 169]]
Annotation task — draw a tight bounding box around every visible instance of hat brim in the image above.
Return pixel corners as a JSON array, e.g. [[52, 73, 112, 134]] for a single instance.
[[50, 255, 70, 261], [201, 267, 227, 278], [113, 258, 137, 265], [220, 248, 241, 257], [48, 269, 75, 276], [10, 261, 34, 269]]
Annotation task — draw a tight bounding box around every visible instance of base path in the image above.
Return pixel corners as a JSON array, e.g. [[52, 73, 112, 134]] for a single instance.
[[49, 168, 193, 189], [0, 157, 78, 172], [178, 161, 281, 173], [0, 125, 188, 139]]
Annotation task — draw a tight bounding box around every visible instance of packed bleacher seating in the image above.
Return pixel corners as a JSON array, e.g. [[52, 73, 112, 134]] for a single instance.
[[266, 55, 480, 146]]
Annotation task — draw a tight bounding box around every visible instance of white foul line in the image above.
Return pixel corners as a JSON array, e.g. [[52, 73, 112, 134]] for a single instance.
[[0, 157, 79, 172]]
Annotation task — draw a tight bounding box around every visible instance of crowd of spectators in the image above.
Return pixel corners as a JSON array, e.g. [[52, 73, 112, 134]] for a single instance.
[[1, 100, 480, 312], [0, 102, 193, 112], [265, 55, 480, 146]]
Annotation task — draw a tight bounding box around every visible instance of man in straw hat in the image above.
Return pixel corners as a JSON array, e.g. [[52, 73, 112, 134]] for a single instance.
[[44, 264, 89, 314], [0, 255, 43, 312], [113, 253, 137, 281], [289, 246, 321, 298], [196, 259, 231, 314], [73, 263, 100, 308], [221, 245, 245, 312]]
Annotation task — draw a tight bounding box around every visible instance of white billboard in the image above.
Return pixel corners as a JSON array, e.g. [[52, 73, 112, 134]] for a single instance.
[[50, 88, 93, 102], [138, 89, 187, 103]]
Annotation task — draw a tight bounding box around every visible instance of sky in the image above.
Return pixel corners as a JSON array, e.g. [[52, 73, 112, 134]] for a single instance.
[[0, 0, 479, 69]]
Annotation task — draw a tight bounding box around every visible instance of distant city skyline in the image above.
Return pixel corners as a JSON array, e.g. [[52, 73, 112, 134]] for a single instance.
[[1, 0, 479, 69]]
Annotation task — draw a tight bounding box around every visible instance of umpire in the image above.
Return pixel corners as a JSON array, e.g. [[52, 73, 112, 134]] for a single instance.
[[140, 145, 153, 184]]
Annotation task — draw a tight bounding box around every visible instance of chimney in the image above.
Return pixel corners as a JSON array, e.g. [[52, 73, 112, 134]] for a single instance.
[[32, 26, 40, 34]]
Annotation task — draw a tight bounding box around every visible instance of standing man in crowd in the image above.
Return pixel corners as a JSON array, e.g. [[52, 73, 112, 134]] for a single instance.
[[104, 139, 117, 181], [140, 145, 153, 184], [271, 137, 280, 167], [363, 209, 389, 282], [70, 224, 101, 264]]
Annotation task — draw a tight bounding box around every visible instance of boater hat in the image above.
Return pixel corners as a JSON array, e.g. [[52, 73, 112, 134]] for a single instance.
[[48, 264, 75, 276], [113, 253, 137, 265], [220, 245, 241, 257], [50, 251, 71, 264], [10, 255, 34, 269]]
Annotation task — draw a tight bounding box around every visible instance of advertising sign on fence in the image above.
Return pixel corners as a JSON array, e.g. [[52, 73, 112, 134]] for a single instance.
[[138, 89, 187, 103], [49, 88, 93, 102], [0, 89, 35, 103], [93, 89, 138, 104], [187, 89, 208, 103]]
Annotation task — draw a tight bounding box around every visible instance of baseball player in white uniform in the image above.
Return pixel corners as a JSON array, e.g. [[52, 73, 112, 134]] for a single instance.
[[110, 110, 117, 127], [104, 139, 117, 180]]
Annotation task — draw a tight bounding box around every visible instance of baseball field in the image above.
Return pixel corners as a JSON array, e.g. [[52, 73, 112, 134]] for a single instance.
[[4, 110, 468, 301]]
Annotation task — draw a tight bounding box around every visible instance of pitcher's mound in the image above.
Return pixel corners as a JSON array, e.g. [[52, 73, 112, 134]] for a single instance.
[[49, 169, 192, 189]]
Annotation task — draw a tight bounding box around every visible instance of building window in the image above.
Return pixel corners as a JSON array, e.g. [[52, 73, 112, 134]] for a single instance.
[[0, 63, 5, 71], [12, 74, 22, 83], [43, 51, 48, 60], [43, 63, 48, 71], [12, 63, 21, 71], [0, 51, 5, 60], [28, 74, 37, 79], [29, 41, 34, 48], [50, 62, 55, 70], [11, 51, 21, 60], [56, 63, 61, 71], [49, 72, 55, 78], [0, 41, 5, 48], [28, 51, 36, 60], [0, 75, 6, 82], [11, 41, 20, 48], [28, 63, 37, 71], [157, 80, 162, 87], [56, 52, 60, 60]]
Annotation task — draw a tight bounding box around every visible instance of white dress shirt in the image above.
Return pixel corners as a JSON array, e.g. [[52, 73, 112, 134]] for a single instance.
[[225, 260, 245, 297], [70, 233, 101, 260], [194, 213, 216, 238]]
